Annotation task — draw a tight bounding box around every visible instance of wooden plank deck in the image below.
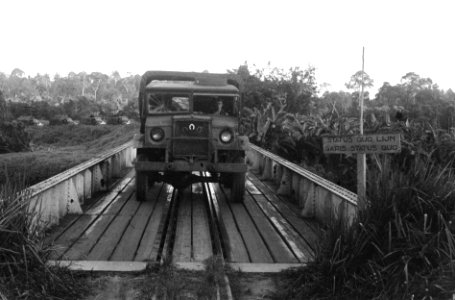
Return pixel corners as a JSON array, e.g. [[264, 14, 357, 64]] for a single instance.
[[173, 186, 193, 262], [48, 177, 172, 262], [191, 183, 213, 262], [47, 171, 321, 266]]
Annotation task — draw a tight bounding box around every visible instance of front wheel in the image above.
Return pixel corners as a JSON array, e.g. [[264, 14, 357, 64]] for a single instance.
[[148, 172, 159, 187], [220, 173, 233, 188], [231, 172, 246, 203], [136, 171, 147, 202]]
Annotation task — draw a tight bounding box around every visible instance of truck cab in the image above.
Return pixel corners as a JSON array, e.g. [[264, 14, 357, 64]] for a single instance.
[[135, 71, 247, 202]]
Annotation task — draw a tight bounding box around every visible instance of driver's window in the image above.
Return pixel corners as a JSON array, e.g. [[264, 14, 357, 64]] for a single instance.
[[148, 94, 167, 112], [170, 96, 190, 112], [193, 95, 236, 116], [148, 93, 190, 113], [193, 95, 218, 114]]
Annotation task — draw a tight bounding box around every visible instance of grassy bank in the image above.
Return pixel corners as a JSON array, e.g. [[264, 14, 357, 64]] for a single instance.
[[0, 124, 138, 186], [274, 158, 455, 299]]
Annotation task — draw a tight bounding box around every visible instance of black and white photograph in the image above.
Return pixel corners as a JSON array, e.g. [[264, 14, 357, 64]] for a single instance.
[[1, 0, 454, 299]]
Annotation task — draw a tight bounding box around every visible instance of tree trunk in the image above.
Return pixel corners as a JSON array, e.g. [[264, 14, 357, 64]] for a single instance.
[[93, 80, 100, 101]]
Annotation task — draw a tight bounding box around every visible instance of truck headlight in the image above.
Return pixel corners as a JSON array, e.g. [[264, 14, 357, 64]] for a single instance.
[[220, 129, 233, 144], [150, 127, 165, 142]]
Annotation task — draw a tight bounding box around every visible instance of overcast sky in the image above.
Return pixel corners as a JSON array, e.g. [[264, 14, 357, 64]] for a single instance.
[[1, 0, 453, 94]]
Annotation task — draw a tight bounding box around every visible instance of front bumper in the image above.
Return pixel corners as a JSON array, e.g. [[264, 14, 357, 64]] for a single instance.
[[135, 161, 247, 173]]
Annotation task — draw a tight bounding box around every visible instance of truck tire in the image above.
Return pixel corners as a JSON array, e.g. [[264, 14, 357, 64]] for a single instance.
[[148, 172, 158, 187], [231, 172, 245, 203], [136, 171, 147, 202]]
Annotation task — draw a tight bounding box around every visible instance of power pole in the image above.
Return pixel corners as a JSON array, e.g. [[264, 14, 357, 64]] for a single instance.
[[357, 47, 367, 209]]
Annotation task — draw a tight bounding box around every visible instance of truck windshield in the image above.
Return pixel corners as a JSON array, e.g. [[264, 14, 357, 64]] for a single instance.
[[148, 93, 190, 113], [193, 95, 238, 116]]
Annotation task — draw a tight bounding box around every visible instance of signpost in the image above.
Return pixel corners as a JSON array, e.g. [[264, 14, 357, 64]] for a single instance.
[[322, 47, 402, 211], [323, 133, 401, 154], [322, 132, 401, 211], [357, 47, 367, 209]]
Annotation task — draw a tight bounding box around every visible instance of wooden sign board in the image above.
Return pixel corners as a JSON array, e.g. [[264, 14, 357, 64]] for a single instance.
[[323, 133, 401, 154]]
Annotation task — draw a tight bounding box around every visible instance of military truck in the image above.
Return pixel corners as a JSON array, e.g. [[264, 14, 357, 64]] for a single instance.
[[107, 115, 131, 125], [17, 115, 43, 126], [135, 71, 248, 202], [81, 115, 106, 125], [50, 115, 78, 125]]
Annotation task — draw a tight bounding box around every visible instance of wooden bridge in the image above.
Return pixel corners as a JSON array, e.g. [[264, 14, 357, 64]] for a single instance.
[[27, 141, 357, 273]]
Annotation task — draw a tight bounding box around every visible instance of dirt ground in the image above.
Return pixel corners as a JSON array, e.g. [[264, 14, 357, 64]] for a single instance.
[[82, 272, 281, 300], [84, 275, 143, 300], [234, 274, 279, 300]]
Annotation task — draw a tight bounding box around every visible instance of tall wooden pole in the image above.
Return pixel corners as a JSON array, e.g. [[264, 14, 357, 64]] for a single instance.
[[357, 47, 367, 209]]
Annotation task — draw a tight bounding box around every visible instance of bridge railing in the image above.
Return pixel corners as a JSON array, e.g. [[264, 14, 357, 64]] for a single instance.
[[246, 143, 358, 226], [26, 141, 136, 230], [24, 140, 355, 230]]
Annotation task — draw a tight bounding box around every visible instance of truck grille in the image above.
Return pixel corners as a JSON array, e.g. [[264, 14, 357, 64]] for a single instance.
[[173, 120, 210, 158], [174, 120, 209, 137], [173, 139, 209, 157]]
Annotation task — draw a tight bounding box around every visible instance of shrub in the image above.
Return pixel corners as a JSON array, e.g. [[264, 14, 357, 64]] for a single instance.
[[274, 157, 455, 299], [0, 121, 31, 153], [0, 178, 89, 299]]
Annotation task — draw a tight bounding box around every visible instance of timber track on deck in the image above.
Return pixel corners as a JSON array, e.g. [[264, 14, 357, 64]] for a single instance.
[[46, 169, 320, 271]]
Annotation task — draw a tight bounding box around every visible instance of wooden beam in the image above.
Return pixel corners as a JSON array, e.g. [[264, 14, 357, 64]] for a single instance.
[[46, 260, 148, 272], [48, 260, 306, 273]]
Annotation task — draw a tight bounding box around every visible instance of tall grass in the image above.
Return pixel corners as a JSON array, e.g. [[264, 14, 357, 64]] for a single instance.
[[275, 157, 455, 299], [0, 177, 89, 299]]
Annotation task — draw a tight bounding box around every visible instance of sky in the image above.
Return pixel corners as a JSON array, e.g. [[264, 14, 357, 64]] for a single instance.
[[1, 0, 453, 95]]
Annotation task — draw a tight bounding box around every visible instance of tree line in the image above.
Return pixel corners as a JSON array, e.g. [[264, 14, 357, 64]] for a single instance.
[[0, 69, 141, 121], [233, 64, 455, 130], [1, 65, 454, 132]]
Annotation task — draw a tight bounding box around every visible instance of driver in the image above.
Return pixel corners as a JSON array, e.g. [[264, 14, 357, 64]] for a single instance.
[[214, 99, 226, 115]]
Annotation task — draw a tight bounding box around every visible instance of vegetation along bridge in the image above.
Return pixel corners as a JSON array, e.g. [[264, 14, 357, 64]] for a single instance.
[[27, 141, 357, 273]]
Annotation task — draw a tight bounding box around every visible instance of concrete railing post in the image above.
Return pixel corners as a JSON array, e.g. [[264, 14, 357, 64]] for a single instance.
[[245, 149, 261, 174], [74, 173, 85, 205], [291, 172, 300, 202], [112, 154, 121, 178], [105, 158, 112, 185], [125, 148, 133, 167], [314, 186, 330, 223], [277, 168, 291, 196], [130, 147, 136, 166], [298, 177, 307, 208], [83, 169, 92, 201], [118, 150, 125, 170], [260, 157, 273, 180], [330, 194, 344, 224], [274, 163, 282, 185], [92, 164, 105, 193], [122, 149, 128, 169], [65, 179, 82, 215], [258, 154, 265, 173], [301, 181, 315, 218]]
